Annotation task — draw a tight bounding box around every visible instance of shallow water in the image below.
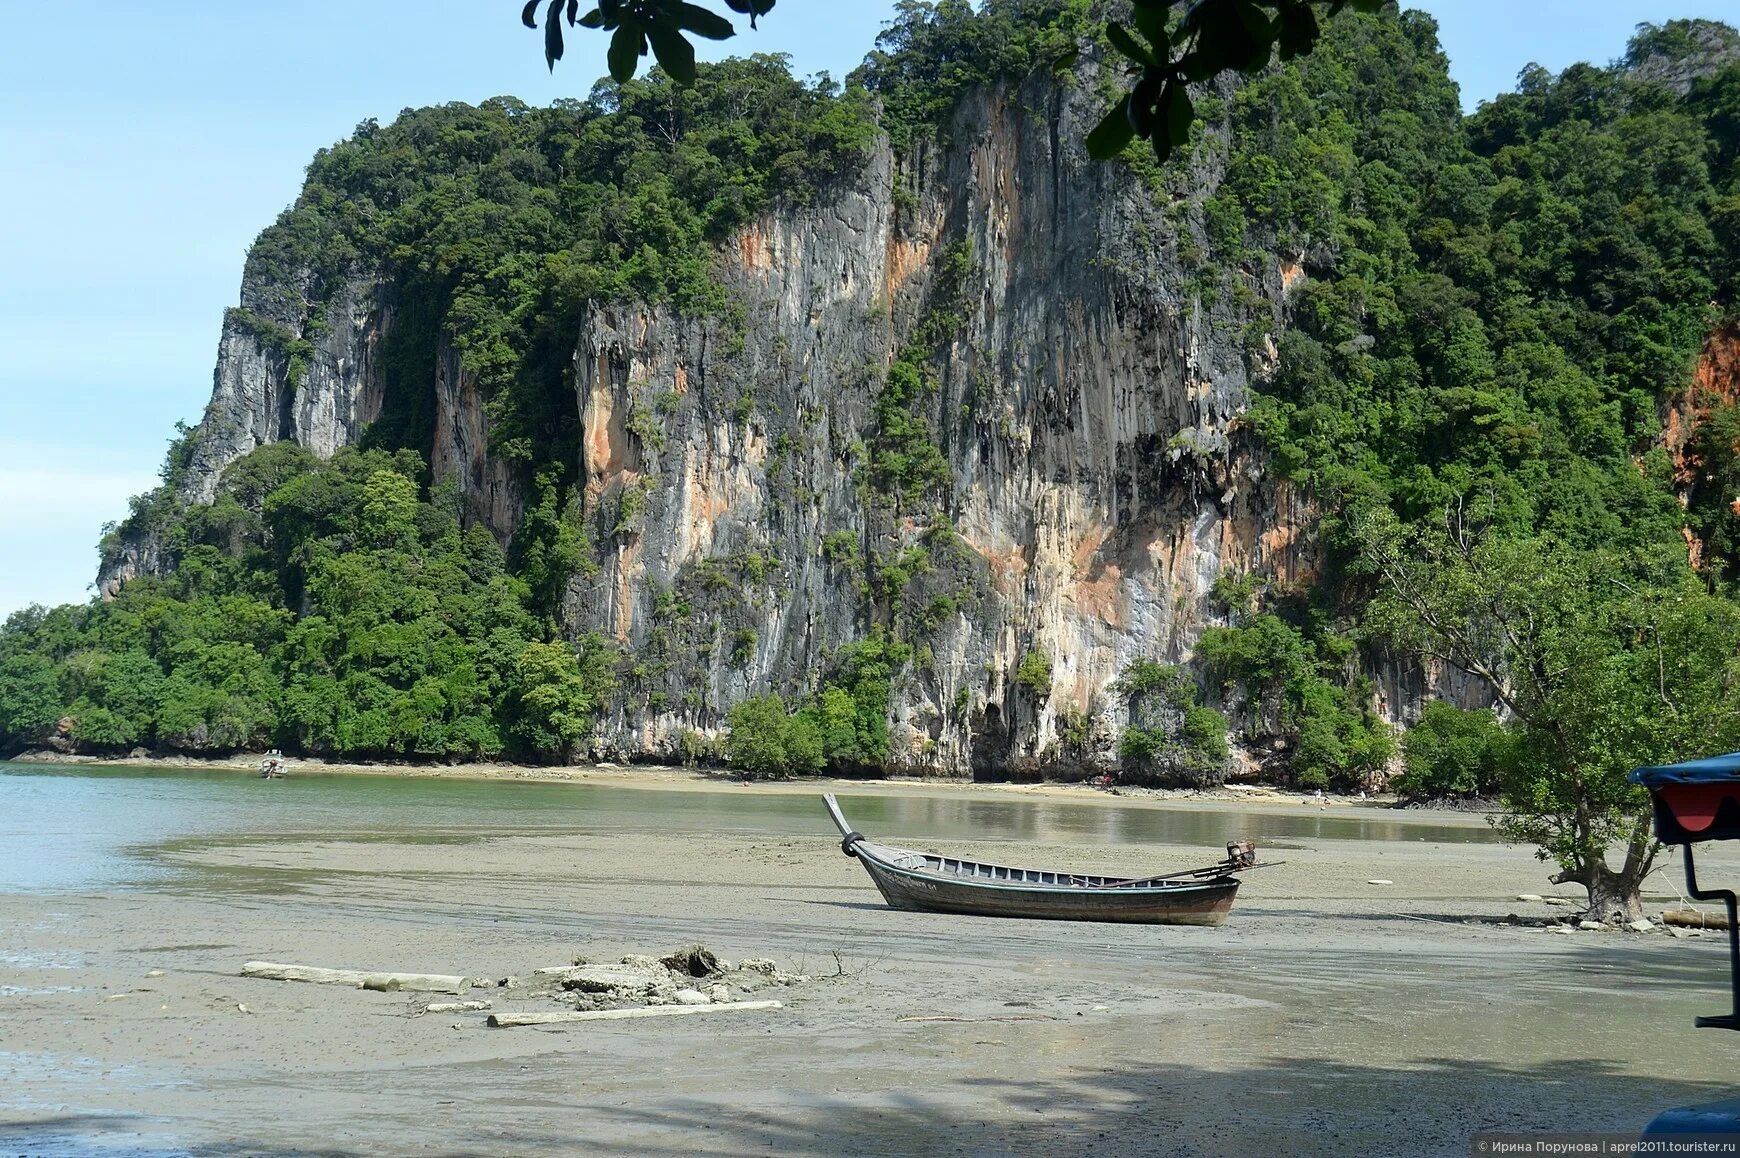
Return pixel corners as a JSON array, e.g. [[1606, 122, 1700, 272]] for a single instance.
[[0, 760, 1502, 893]]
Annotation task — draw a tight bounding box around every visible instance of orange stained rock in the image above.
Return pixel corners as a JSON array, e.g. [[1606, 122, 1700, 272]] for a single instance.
[[583, 369, 622, 477], [1667, 323, 1740, 484], [680, 456, 733, 554], [612, 536, 643, 642], [1685, 526, 1706, 571], [736, 225, 774, 274], [884, 235, 933, 309], [1664, 324, 1740, 568], [1067, 565, 1125, 628], [1070, 525, 1108, 573]]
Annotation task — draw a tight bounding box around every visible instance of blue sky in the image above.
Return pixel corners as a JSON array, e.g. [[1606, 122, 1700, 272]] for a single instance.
[[0, 0, 1730, 617]]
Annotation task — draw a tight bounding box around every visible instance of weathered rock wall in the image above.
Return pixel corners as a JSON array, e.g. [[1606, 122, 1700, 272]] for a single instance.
[[97, 273, 392, 594], [100, 70, 1467, 776], [565, 74, 1319, 775], [432, 339, 524, 543], [186, 276, 389, 504]]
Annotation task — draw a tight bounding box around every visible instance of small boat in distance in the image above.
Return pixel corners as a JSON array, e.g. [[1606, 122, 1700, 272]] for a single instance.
[[259, 750, 288, 779], [823, 794, 1268, 926]]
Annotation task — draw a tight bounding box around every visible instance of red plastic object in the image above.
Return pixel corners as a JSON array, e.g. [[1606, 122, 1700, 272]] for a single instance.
[[1659, 784, 1740, 836]]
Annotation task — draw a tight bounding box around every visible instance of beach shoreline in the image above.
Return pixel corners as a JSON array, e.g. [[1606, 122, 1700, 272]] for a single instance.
[[0, 763, 1730, 1155], [6, 746, 1502, 822]]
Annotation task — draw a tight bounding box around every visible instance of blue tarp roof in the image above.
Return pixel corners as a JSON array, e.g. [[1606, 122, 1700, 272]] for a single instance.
[[1633, 753, 1740, 787]]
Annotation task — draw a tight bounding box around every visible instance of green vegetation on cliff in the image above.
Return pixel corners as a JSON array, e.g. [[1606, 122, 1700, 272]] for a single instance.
[[192, 54, 881, 528], [4, 9, 1740, 917], [3, 446, 614, 760], [1183, 12, 1740, 914]]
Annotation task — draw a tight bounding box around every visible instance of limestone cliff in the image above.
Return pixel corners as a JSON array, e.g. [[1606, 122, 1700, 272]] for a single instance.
[[96, 71, 1388, 776], [565, 73, 1323, 774], [97, 274, 389, 594]]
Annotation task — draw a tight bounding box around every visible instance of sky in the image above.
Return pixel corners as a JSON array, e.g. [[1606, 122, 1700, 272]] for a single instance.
[[0, 0, 1731, 618]]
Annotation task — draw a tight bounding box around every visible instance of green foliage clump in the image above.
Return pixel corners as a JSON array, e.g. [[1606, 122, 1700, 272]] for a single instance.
[[1394, 702, 1512, 800], [865, 357, 952, 511], [725, 693, 823, 779], [1196, 614, 1392, 791], [1015, 647, 1052, 699], [0, 444, 616, 762], [510, 640, 602, 758], [675, 726, 716, 767], [852, 0, 1094, 151], [820, 530, 861, 566], [808, 630, 912, 771], [729, 628, 758, 668], [1114, 661, 1229, 788]]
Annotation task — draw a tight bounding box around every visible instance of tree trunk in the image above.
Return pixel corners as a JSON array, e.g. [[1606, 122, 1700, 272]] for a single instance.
[[1580, 861, 1644, 923], [1549, 816, 1656, 923]]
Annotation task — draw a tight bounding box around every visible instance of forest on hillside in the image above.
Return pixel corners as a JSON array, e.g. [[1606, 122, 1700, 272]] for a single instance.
[[2, 3, 1738, 845]]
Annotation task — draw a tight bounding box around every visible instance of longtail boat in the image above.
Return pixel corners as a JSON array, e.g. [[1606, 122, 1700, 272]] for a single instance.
[[823, 794, 1267, 926]]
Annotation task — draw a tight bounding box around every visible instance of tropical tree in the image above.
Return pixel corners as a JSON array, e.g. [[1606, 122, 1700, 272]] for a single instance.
[[1394, 702, 1512, 800], [1355, 504, 1740, 920], [725, 693, 823, 778], [521, 0, 1383, 163], [509, 641, 600, 759], [1114, 660, 1230, 788]]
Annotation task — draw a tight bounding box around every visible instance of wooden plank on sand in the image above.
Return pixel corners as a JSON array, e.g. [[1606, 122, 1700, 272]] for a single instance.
[[487, 1000, 782, 1027], [1661, 908, 1731, 930], [241, 961, 470, 994]]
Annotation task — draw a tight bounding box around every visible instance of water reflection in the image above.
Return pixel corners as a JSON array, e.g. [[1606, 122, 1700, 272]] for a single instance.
[[837, 792, 1501, 849], [0, 762, 1503, 894]]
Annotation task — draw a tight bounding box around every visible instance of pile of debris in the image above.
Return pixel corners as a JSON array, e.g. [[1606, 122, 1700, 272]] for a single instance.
[[239, 944, 807, 1029], [1511, 895, 1725, 938], [497, 944, 809, 1012]]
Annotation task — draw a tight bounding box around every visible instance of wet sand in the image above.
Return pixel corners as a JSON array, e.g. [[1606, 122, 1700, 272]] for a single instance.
[[2, 781, 1737, 1157], [7, 748, 1389, 808]]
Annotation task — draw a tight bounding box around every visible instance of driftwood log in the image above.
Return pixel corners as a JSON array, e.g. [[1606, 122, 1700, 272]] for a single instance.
[[487, 1000, 782, 1027], [241, 961, 470, 994], [426, 1000, 492, 1013], [1661, 908, 1731, 930]]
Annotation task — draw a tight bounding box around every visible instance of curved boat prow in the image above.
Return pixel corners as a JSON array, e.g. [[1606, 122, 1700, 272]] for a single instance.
[[822, 793, 865, 857]]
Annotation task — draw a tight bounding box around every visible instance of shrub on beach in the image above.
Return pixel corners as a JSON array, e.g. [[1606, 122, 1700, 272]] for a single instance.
[[1394, 702, 1513, 800], [725, 694, 824, 779], [1115, 661, 1230, 788]]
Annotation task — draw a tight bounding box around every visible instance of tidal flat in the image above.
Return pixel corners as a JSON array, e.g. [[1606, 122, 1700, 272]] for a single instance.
[[2, 762, 1736, 1156]]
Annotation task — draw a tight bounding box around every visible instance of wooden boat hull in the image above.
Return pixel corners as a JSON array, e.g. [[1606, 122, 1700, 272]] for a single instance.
[[822, 794, 1251, 927], [854, 845, 1240, 925]]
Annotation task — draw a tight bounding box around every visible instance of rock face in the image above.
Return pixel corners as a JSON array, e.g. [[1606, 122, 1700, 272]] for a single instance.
[[566, 75, 1315, 774], [188, 276, 389, 505], [431, 339, 524, 543], [97, 72, 1424, 775], [97, 273, 391, 595]]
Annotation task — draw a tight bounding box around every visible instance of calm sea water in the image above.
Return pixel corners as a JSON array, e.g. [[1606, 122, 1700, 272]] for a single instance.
[[0, 761, 1503, 894]]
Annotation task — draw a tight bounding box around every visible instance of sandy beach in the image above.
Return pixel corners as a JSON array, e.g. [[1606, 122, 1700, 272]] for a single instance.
[[2, 767, 1736, 1156]]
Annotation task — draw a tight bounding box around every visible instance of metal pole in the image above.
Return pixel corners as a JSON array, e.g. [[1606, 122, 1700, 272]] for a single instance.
[[1683, 845, 1740, 1031]]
